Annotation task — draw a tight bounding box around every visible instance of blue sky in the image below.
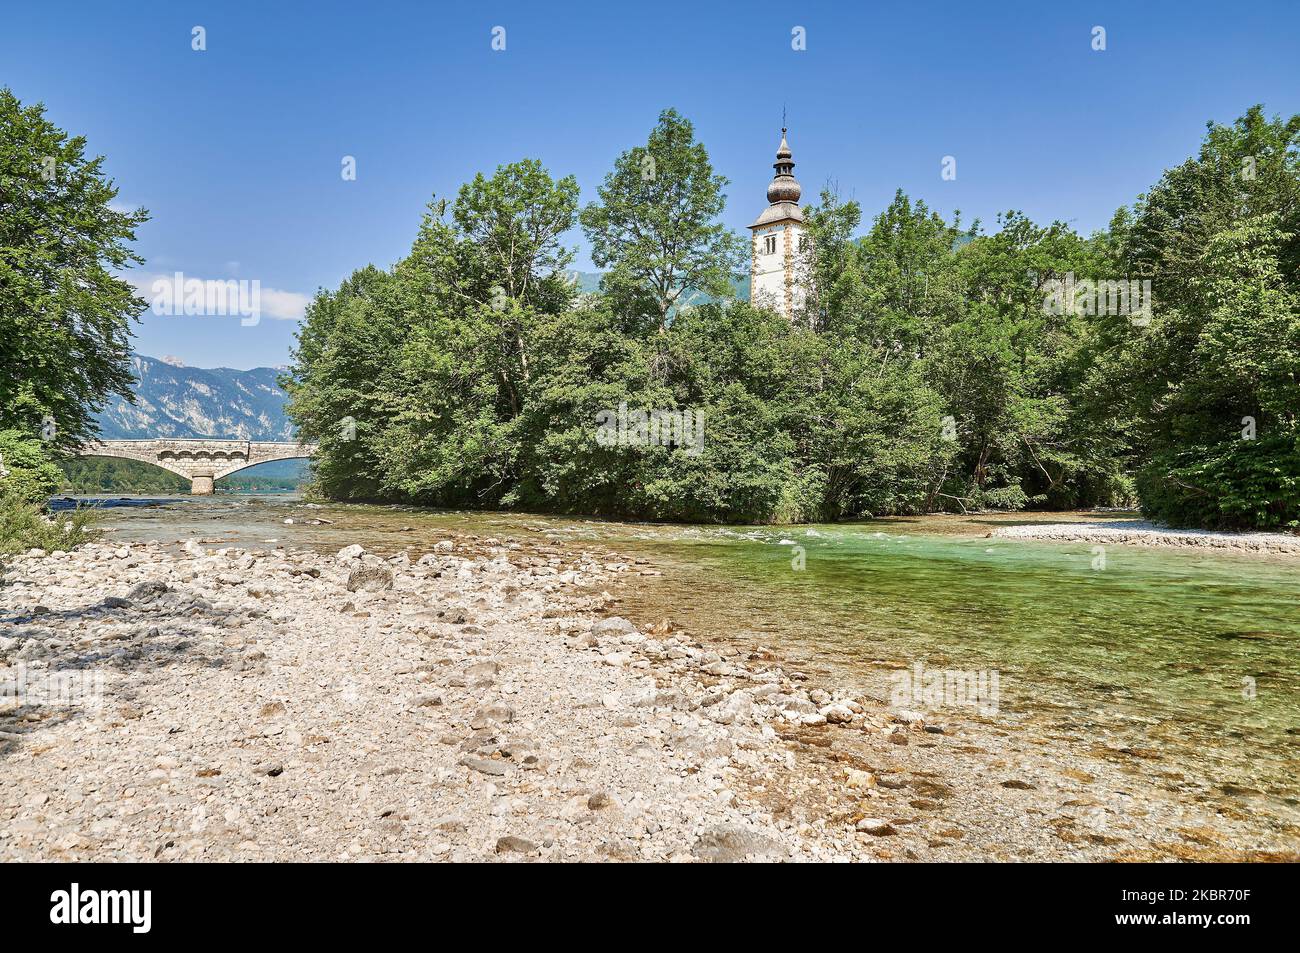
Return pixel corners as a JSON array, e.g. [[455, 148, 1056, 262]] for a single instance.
[[4, 0, 1298, 369]]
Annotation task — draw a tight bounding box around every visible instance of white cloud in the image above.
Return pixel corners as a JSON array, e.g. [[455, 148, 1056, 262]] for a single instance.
[[259, 287, 311, 320]]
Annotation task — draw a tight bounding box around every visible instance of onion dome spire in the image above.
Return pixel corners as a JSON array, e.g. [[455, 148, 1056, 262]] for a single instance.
[[766, 127, 802, 205]]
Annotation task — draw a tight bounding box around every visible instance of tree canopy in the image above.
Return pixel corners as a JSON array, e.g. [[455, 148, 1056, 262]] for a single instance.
[[580, 108, 747, 331], [0, 87, 147, 455], [286, 105, 1300, 530]]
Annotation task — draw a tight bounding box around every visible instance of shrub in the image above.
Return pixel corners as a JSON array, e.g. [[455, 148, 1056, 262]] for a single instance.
[[0, 430, 63, 505], [0, 492, 102, 556], [1136, 436, 1300, 531]]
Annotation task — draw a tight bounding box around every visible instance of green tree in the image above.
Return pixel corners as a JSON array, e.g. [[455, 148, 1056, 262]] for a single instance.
[[0, 429, 62, 504], [935, 210, 1118, 508], [803, 188, 1126, 512], [281, 265, 401, 500], [580, 108, 747, 331], [378, 161, 579, 505], [798, 187, 868, 332], [286, 161, 581, 505], [1118, 106, 1300, 528], [0, 88, 147, 452]]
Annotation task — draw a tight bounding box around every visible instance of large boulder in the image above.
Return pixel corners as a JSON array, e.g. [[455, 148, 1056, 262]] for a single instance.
[[591, 616, 638, 637], [346, 563, 393, 593]]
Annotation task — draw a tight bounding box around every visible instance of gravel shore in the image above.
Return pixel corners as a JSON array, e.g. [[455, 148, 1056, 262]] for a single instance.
[[3, 534, 1293, 862], [1, 537, 875, 861], [993, 520, 1300, 555]]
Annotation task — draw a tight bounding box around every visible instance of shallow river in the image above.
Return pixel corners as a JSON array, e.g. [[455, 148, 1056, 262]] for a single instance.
[[73, 494, 1300, 835]]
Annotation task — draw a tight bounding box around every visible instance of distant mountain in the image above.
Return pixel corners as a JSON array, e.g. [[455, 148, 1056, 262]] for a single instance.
[[94, 354, 294, 441]]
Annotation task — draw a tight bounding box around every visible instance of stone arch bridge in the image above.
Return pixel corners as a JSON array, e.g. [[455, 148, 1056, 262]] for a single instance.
[[79, 439, 318, 495]]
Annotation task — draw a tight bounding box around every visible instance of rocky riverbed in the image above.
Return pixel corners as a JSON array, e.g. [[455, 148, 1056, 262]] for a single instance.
[[2, 533, 1295, 862]]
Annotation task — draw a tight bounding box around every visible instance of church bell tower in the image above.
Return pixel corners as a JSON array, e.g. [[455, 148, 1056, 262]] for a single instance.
[[748, 127, 806, 321]]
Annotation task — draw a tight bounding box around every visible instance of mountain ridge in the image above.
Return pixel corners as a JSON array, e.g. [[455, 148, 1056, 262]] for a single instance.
[[94, 354, 295, 441]]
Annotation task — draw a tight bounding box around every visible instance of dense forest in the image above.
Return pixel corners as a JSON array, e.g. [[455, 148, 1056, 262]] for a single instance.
[[282, 106, 1300, 530]]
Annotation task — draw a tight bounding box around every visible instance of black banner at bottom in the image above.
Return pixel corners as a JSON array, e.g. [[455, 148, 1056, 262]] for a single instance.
[[0, 860, 1282, 939]]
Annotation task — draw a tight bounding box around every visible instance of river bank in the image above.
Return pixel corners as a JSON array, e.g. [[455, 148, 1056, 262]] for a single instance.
[[0, 535, 869, 861], [992, 520, 1300, 555], [3, 525, 1296, 861]]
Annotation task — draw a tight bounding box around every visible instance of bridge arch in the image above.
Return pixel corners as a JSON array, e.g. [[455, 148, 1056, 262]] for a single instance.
[[75, 451, 193, 484], [212, 452, 314, 482], [78, 439, 318, 495]]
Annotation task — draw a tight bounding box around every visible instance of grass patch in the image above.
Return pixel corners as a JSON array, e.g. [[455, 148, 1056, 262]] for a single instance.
[[0, 493, 103, 557]]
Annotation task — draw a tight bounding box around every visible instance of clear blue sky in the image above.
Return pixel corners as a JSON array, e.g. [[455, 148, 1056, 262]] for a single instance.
[[4, 0, 1298, 368]]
